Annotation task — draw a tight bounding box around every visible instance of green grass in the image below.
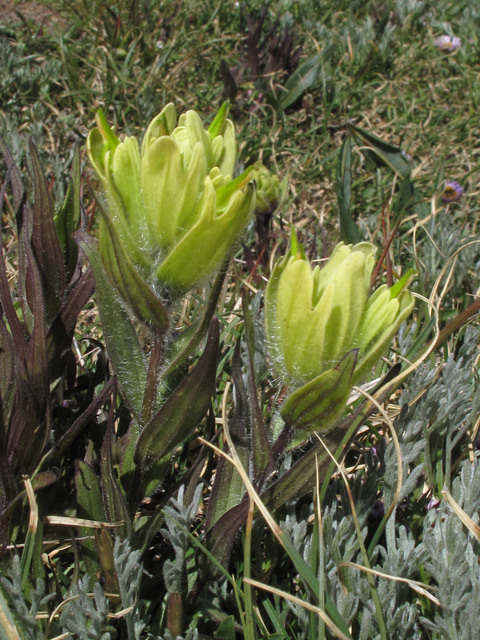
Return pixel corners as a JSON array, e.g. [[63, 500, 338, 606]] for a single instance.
[[2, 0, 480, 233]]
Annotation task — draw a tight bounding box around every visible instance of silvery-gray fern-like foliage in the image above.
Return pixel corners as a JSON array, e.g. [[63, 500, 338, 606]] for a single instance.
[[161, 485, 203, 596], [419, 462, 480, 639], [0, 555, 54, 639]]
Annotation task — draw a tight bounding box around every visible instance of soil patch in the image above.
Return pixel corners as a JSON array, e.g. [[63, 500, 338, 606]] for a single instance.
[[0, 0, 66, 32]]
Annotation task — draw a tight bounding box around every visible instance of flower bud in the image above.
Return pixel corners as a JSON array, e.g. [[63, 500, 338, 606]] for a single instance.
[[87, 103, 254, 291], [265, 232, 415, 387], [250, 162, 281, 215]]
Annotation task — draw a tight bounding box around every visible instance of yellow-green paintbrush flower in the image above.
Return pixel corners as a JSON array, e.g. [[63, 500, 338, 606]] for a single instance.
[[265, 231, 415, 387], [87, 103, 255, 290]]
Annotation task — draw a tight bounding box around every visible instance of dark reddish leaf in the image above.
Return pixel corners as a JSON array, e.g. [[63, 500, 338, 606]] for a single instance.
[[29, 139, 65, 323], [0, 174, 28, 354], [47, 266, 95, 379], [135, 318, 220, 469]]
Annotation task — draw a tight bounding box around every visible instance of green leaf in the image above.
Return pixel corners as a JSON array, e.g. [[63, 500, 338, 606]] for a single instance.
[[54, 146, 81, 284], [347, 124, 411, 178], [0, 587, 21, 640], [215, 616, 236, 640], [280, 46, 335, 111], [135, 317, 220, 469], [100, 417, 131, 537], [161, 261, 227, 379], [261, 425, 351, 511], [208, 101, 230, 138], [205, 342, 249, 531], [98, 206, 169, 335], [75, 230, 147, 420], [336, 136, 360, 244], [75, 461, 106, 584], [391, 176, 426, 227], [281, 350, 357, 433], [243, 296, 272, 475]]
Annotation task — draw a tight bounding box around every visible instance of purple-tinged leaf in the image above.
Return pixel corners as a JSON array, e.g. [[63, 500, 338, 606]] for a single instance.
[[205, 341, 249, 531], [0, 175, 28, 354], [0, 138, 25, 213], [199, 499, 249, 581], [135, 317, 220, 469], [0, 443, 16, 552], [337, 136, 360, 245], [280, 350, 357, 433], [0, 138, 32, 331], [29, 139, 65, 323], [100, 383, 131, 538], [41, 377, 116, 467], [261, 425, 351, 511], [0, 316, 15, 418], [23, 212, 49, 407], [243, 295, 272, 476], [47, 266, 95, 380], [7, 215, 50, 472]]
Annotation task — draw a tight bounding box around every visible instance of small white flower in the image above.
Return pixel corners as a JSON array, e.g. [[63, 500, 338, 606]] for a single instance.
[[434, 35, 461, 53]]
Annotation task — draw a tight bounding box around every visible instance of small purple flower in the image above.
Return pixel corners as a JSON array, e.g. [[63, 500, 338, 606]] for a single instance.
[[434, 35, 461, 53], [370, 500, 385, 520], [441, 180, 464, 204], [427, 498, 441, 510]]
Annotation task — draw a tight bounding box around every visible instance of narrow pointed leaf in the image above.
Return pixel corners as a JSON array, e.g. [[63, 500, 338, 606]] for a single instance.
[[0, 317, 15, 417], [54, 146, 81, 283], [0, 139, 32, 331], [47, 267, 95, 379], [75, 461, 105, 584], [206, 341, 248, 531], [135, 317, 220, 468], [347, 124, 411, 178], [98, 206, 168, 334], [75, 230, 147, 419], [161, 260, 228, 379], [280, 46, 335, 110], [243, 295, 272, 475], [42, 378, 116, 467], [336, 136, 359, 244], [0, 184, 28, 355], [0, 138, 24, 213], [261, 434, 339, 511], [281, 350, 357, 432], [208, 101, 229, 138], [29, 139, 65, 322], [101, 422, 131, 538]]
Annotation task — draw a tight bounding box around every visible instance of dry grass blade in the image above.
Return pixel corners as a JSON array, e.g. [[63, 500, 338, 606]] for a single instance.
[[441, 486, 480, 543], [243, 578, 351, 640], [337, 562, 441, 606], [44, 516, 124, 529]]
